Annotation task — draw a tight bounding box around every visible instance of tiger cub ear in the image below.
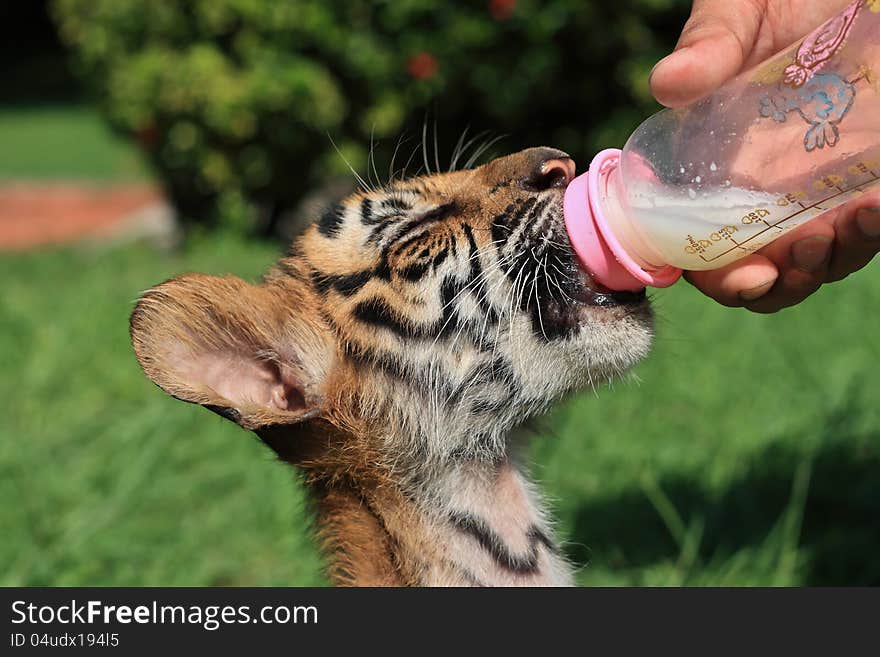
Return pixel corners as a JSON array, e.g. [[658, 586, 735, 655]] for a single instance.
[[130, 274, 334, 430]]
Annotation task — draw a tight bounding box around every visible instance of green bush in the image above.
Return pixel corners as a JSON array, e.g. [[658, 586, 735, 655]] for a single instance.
[[52, 0, 690, 233]]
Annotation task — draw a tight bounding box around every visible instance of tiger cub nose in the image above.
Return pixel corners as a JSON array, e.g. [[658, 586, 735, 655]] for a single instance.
[[522, 148, 576, 190]]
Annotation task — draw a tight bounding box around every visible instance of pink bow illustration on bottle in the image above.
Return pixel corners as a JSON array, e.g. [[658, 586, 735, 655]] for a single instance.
[[783, 0, 863, 87]]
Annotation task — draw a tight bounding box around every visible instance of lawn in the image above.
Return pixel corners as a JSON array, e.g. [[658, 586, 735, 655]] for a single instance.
[[0, 105, 148, 181], [1, 233, 878, 586]]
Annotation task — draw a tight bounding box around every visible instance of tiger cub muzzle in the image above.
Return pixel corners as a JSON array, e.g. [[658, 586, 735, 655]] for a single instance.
[[486, 147, 648, 340]]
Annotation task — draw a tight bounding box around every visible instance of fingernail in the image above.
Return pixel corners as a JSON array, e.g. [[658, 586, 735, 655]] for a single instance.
[[739, 279, 776, 301], [856, 208, 880, 238], [791, 235, 832, 272]]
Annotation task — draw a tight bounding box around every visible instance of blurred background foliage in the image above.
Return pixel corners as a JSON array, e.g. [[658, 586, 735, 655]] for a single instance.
[[49, 0, 690, 234]]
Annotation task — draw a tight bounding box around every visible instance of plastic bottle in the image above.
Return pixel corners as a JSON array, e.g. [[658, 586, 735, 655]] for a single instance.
[[564, 0, 880, 291]]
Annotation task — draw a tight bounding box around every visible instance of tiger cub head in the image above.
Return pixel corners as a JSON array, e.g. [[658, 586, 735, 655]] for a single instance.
[[131, 147, 653, 469]]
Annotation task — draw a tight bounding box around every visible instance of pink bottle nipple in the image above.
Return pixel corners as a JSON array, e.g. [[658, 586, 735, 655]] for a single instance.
[[564, 149, 682, 291]]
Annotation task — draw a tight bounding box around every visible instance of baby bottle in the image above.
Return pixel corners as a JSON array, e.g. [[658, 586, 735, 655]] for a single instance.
[[564, 0, 880, 291]]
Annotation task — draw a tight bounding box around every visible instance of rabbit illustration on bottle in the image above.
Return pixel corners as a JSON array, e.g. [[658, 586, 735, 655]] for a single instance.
[[759, 72, 856, 151], [759, 0, 869, 151]]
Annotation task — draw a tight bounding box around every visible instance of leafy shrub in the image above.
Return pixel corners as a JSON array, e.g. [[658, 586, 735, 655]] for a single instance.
[[52, 0, 690, 233]]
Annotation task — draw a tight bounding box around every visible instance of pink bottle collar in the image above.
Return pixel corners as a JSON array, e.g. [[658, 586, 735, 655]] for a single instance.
[[563, 149, 682, 291]]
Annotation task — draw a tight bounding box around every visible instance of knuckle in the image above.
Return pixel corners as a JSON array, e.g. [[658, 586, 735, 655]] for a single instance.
[[780, 269, 823, 295], [828, 252, 877, 281]]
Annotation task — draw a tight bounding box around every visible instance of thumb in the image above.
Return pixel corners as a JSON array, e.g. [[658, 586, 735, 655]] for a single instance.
[[650, 0, 764, 108]]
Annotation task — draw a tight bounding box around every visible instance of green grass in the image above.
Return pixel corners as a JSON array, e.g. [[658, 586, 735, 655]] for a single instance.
[[1, 235, 877, 586], [0, 105, 149, 181]]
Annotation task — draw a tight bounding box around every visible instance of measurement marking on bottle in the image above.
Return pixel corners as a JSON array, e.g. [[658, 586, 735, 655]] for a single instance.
[[699, 170, 880, 262]]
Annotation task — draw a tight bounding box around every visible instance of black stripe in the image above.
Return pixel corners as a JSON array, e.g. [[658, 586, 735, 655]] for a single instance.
[[381, 197, 411, 211], [352, 242, 489, 342], [399, 261, 431, 282], [491, 198, 536, 245], [470, 396, 512, 415], [532, 527, 557, 553], [380, 202, 460, 251], [440, 275, 464, 335], [392, 230, 435, 260], [461, 222, 481, 283], [343, 342, 455, 398], [311, 269, 372, 297], [490, 218, 508, 246], [507, 198, 538, 234], [449, 512, 555, 575], [333, 270, 372, 295], [421, 201, 460, 222], [437, 275, 493, 350], [318, 203, 345, 237], [343, 342, 406, 381], [526, 197, 551, 225], [360, 198, 377, 224], [310, 269, 333, 295], [342, 224, 495, 346], [452, 359, 518, 409], [353, 297, 422, 338], [529, 302, 570, 342], [487, 357, 515, 382], [343, 343, 409, 382], [368, 218, 396, 244], [373, 257, 392, 281], [460, 222, 498, 326], [473, 356, 515, 385], [340, 325, 510, 409], [436, 275, 497, 353], [432, 244, 450, 269]]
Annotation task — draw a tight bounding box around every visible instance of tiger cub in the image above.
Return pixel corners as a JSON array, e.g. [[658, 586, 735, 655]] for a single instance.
[[130, 147, 653, 586]]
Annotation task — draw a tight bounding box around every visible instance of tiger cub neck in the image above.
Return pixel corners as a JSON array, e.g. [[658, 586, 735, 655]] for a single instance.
[[317, 455, 574, 586]]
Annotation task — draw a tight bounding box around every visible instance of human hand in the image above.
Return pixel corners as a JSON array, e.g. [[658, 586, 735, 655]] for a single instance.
[[650, 0, 880, 312]]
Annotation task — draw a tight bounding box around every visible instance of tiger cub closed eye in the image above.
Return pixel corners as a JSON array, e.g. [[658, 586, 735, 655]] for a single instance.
[[130, 146, 654, 586]]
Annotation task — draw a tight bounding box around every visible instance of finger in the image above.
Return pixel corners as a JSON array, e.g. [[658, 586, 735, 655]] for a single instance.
[[649, 0, 763, 107], [694, 199, 880, 313], [827, 206, 880, 282], [685, 254, 779, 307], [732, 219, 835, 313], [684, 218, 836, 313]]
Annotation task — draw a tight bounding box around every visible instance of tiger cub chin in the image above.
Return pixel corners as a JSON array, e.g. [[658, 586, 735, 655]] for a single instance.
[[130, 147, 653, 586]]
